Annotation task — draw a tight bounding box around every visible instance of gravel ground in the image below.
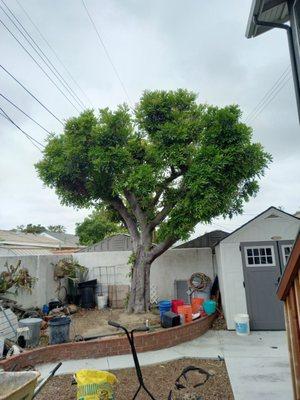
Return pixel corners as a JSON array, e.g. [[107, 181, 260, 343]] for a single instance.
[[35, 358, 233, 400]]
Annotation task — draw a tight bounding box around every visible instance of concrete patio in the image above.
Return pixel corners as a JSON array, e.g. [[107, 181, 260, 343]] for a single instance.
[[37, 330, 293, 400]]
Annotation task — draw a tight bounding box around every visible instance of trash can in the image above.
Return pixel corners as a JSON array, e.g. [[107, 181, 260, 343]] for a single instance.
[[234, 314, 250, 336], [49, 316, 71, 345], [18, 318, 42, 347], [78, 279, 97, 309]]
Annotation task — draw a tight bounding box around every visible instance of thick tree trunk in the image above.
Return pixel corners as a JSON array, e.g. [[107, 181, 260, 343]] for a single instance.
[[127, 250, 151, 313]]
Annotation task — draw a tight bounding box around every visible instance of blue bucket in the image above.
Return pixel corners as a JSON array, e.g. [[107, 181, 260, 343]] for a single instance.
[[203, 300, 217, 315], [158, 300, 171, 318]]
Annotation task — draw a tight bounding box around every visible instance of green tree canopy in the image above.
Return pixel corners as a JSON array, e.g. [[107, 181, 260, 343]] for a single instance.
[[76, 208, 125, 245], [16, 224, 46, 234], [36, 89, 271, 312], [47, 225, 66, 233]]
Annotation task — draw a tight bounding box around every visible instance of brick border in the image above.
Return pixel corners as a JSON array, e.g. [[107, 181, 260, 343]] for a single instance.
[[0, 314, 215, 370]]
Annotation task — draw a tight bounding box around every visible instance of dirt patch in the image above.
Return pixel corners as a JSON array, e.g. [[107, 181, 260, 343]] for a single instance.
[[70, 308, 160, 339], [35, 358, 233, 399], [210, 314, 226, 331]]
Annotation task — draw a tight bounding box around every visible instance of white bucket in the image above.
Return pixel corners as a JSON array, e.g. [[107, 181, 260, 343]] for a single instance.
[[97, 295, 108, 310], [234, 313, 250, 336]]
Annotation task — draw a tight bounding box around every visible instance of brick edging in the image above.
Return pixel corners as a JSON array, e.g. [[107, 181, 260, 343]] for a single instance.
[[0, 314, 216, 371]]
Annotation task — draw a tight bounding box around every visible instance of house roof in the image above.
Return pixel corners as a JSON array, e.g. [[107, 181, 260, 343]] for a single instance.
[[175, 230, 229, 249], [245, 0, 289, 38], [216, 206, 300, 246], [0, 230, 60, 248], [42, 231, 80, 247]]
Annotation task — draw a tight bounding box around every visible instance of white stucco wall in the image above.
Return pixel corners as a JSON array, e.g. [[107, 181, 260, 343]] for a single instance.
[[216, 208, 300, 329], [75, 248, 214, 300], [0, 255, 67, 308]]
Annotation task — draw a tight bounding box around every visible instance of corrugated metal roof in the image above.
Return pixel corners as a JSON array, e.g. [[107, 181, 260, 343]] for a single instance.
[[246, 0, 289, 38], [7, 248, 53, 255]]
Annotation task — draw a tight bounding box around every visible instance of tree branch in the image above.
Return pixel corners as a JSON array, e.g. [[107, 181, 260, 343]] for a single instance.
[[124, 190, 147, 230], [110, 196, 140, 247], [148, 203, 173, 231], [148, 236, 177, 262], [152, 169, 182, 206]]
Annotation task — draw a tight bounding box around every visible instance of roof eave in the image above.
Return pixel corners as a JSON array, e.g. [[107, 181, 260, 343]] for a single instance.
[[245, 0, 263, 38]]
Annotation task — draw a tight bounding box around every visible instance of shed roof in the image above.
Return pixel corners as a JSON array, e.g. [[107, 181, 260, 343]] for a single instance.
[[216, 206, 300, 246], [246, 0, 289, 38], [175, 230, 229, 249]]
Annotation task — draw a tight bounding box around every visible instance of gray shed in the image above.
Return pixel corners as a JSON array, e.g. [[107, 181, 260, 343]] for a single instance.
[[78, 234, 133, 252]]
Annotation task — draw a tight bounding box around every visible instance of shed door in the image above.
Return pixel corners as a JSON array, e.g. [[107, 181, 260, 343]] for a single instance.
[[241, 241, 285, 330]]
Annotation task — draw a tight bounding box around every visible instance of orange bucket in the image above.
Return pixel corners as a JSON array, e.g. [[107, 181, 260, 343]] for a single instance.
[[183, 305, 193, 323], [191, 298, 204, 314]]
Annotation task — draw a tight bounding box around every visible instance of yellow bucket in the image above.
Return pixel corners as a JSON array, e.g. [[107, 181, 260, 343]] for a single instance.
[[75, 369, 117, 400]]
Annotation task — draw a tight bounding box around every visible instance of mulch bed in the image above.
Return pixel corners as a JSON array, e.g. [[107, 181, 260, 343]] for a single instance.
[[35, 358, 233, 400]]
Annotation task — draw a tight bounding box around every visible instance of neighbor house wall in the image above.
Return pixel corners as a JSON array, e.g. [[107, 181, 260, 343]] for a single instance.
[[216, 209, 300, 329]]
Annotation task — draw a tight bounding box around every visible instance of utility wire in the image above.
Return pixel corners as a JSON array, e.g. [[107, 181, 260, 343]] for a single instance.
[[249, 73, 292, 123], [15, 0, 93, 108], [0, 0, 86, 110], [0, 16, 81, 112], [0, 64, 63, 125], [245, 65, 292, 123], [0, 106, 44, 151], [81, 0, 132, 106], [0, 93, 52, 135]]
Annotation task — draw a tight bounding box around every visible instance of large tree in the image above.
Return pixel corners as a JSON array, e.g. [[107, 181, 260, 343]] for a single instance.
[[36, 89, 271, 313], [76, 208, 125, 245]]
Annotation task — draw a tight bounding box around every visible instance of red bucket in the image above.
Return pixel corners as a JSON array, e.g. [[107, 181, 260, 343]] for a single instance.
[[171, 299, 184, 314]]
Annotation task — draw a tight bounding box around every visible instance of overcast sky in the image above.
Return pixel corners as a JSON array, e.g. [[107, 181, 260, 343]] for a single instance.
[[0, 0, 299, 237]]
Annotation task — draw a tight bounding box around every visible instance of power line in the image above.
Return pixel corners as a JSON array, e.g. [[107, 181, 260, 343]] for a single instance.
[[249, 74, 292, 123], [0, 0, 86, 110], [0, 93, 52, 135], [15, 0, 93, 108], [245, 66, 292, 123], [0, 15, 81, 112], [0, 106, 44, 151], [0, 63, 63, 125], [81, 0, 132, 106]]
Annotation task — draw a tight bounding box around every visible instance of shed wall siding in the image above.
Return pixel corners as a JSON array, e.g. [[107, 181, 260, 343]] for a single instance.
[[217, 209, 300, 330]]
